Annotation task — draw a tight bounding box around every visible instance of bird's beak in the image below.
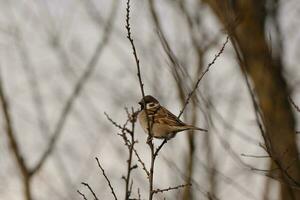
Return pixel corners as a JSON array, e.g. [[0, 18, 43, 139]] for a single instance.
[[138, 101, 144, 109]]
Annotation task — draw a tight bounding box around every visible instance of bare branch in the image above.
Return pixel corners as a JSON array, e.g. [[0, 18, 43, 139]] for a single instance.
[[125, 0, 147, 102], [81, 182, 99, 200], [138, 188, 141, 200], [124, 109, 137, 200], [178, 36, 229, 118], [152, 183, 192, 194], [125, 1, 155, 200], [289, 96, 300, 113], [77, 190, 88, 200], [133, 147, 150, 177], [95, 157, 118, 200], [0, 71, 32, 199], [104, 112, 132, 134]]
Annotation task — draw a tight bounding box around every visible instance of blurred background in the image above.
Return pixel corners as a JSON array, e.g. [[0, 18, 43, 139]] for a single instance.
[[1, 0, 300, 199]]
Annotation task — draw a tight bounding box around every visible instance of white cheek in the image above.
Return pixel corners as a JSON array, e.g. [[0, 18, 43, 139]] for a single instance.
[[146, 103, 158, 109]]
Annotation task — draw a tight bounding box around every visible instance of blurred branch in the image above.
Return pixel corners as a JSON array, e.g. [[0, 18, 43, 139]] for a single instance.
[[0, 72, 32, 200], [30, 0, 119, 175], [241, 153, 270, 158], [15, 32, 50, 137], [148, 0, 190, 109], [231, 34, 300, 189], [164, 153, 258, 200], [289, 97, 300, 113], [162, 155, 221, 200], [151, 36, 229, 163]]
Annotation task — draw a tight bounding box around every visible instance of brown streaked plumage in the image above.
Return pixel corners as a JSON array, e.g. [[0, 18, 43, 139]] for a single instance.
[[138, 95, 207, 139]]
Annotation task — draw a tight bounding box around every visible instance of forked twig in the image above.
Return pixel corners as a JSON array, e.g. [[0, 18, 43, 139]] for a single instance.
[[81, 182, 99, 200], [77, 190, 88, 200], [104, 112, 132, 134]]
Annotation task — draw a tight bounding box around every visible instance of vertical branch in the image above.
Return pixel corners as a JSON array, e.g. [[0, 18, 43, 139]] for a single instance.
[[0, 72, 32, 200], [30, 0, 119, 175], [125, 0, 146, 100], [124, 108, 137, 200], [125, 1, 155, 200]]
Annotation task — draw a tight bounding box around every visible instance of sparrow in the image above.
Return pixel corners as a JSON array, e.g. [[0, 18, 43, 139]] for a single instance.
[[138, 95, 207, 139]]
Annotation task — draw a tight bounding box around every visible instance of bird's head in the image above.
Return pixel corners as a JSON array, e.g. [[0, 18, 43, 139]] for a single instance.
[[138, 95, 160, 110]]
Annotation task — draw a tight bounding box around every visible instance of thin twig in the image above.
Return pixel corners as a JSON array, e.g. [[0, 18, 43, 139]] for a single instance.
[[124, 109, 137, 200], [178, 36, 229, 118], [125, 0, 146, 100], [95, 157, 118, 200], [125, 0, 152, 139], [77, 190, 88, 200], [81, 182, 99, 200], [104, 112, 132, 134], [151, 38, 229, 158], [289, 96, 300, 113], [152, 183, 192, 194], [133, 148, 150, 176]]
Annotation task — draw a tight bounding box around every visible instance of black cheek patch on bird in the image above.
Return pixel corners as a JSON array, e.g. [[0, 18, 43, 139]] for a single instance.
[[139, 102, 145, 109]]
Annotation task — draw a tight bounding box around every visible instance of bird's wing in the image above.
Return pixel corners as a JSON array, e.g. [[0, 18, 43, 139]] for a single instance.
[[153, 106, 185, 127]]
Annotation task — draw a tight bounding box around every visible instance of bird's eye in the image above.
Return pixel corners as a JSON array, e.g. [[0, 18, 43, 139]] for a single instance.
[[149, 103, 155, 107]]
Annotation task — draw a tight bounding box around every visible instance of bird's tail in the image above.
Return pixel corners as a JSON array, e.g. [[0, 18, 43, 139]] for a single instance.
[[180, 125, 208, 132]]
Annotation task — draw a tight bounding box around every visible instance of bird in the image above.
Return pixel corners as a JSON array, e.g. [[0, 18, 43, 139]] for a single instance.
[[137, 95, 207, 139]]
